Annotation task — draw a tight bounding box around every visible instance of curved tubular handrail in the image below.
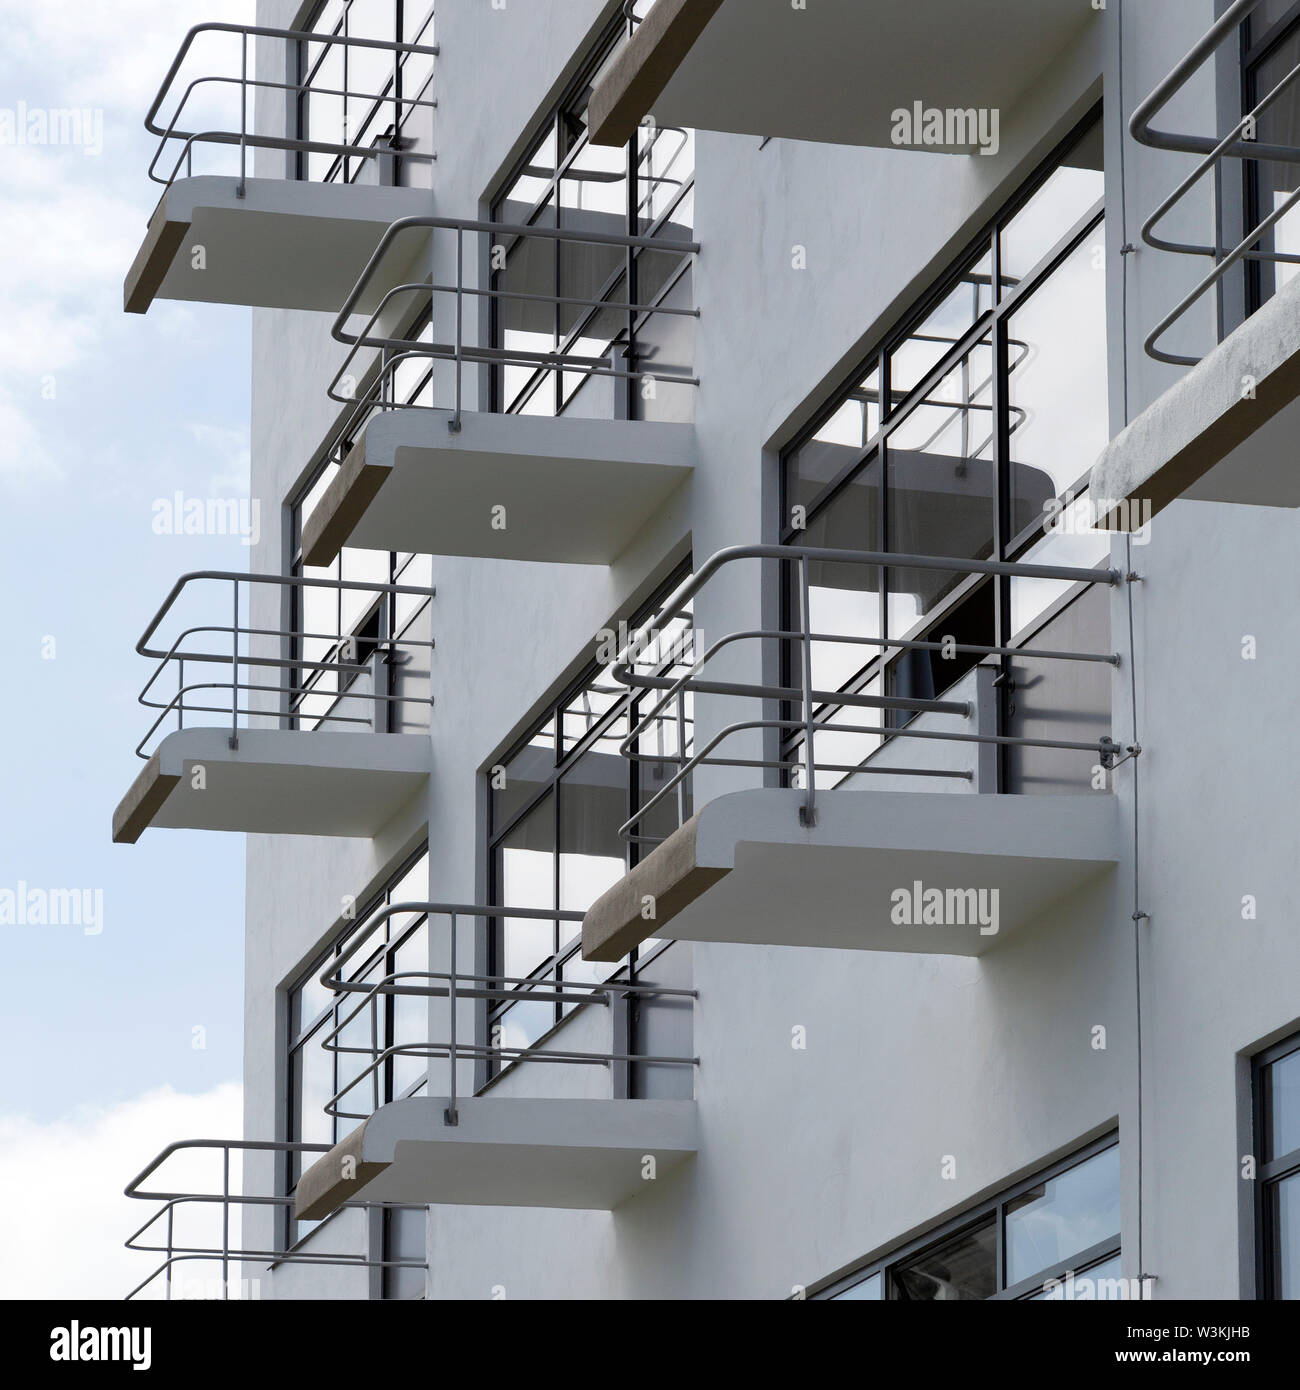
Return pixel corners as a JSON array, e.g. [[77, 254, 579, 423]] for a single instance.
[[312, 902, 701, 1124], [332, 215, 701, 348], [123, 1137, 427, 1301], [1129, 0, 1300, 163], [147, 71, 438, 186], [144, 21, 439, 142], [135, 570, 436, 661], [602, 543, 1120, 836]]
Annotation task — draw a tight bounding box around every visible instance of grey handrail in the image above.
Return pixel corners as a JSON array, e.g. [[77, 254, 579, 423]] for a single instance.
[[603, 543, 1123, 835], [124, 1137, 427, 1301]]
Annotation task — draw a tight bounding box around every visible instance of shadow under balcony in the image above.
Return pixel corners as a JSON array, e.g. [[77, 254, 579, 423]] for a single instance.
[[581, 543, 1126, 962], [588, 0, 1097, 151], [124, 22, 437, 314], [302, 216, 699, 567], [112, 569, 434, 844]]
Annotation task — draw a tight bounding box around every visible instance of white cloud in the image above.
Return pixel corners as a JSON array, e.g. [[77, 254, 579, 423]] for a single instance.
[[0, 0, 255, 481], [0, 1082, 242, 1300]]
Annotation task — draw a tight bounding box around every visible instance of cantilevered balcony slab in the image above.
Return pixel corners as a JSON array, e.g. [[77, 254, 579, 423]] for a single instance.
[[1091, 272, 1300, 525], [294, 1097, 698, 1219], [583, 788, 1119, 961], [124, 176, 432, 315], [301, 409, 696, 567], [589, 0, 1095, 150], [112, 728, 429, 843]]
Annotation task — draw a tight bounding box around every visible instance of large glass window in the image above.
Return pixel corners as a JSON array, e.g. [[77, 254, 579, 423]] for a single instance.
[[297, 0, 435, 185], [781, 112, 1109, 794], [1244, 3, 1300, 312], [1255, 1032, 1300, 1298], [816, 1136, 1122, 1301], [487, 568, 693, 1065], [489, 12, 695, 421]]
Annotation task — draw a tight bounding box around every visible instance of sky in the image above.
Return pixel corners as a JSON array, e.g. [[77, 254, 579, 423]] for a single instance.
[[0, 0, 257, 1297]]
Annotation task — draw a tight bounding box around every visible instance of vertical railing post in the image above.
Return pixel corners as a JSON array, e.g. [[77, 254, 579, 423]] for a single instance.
[[221, 1145, 231, 1300], [797, 555, 817, 827], [676, 694, 688, 825], [165, 1205, 174, 1302], [450, 227, 464, 433], [177, 658, 185, 732], [237, 31, 248, 197], [230, 579, 240, 750], [445, 912, 459, 1124]]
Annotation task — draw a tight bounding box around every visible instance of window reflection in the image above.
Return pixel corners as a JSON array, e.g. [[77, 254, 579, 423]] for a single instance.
[[1004, 1144, 1121, 1286], [892, 1217, 998, 1301]]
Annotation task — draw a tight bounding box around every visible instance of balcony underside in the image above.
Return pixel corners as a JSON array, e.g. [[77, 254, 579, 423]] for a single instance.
[[112, 728, 429, 843], [301, 410, 696, 567], [124, 176, 432, 315], [1091, 272, 1300, 525], [589, 0, 1095, 149], [583, 789, 1119, 961], [294, 1097, 699, 1219]]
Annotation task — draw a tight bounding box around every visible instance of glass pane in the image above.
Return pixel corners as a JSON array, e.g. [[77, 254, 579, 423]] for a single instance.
[[1026, 1251, 1124, 1299], [1007, 233, 1109, 515], [892, 1216, 997, 1300], [390, 919, 429, 1098], [831, 1270, 884, 1300], [559, 749, 627, 919], [1005, 1144, 1121, 1286], [1275, 1171, 1300, 1299], [1009, 492, 1111, 640], [786, 364, 881, 525], [493, 724, 555, 833], [887, 336, 995, 626], [889, 257, 992, 400], [496, 794, 556, 980], [1000, 121, 1103, 289], [1266, 1047, 1300, 1161], [295, 1027, 335, 1147], [1249, 31, 1300, 305]]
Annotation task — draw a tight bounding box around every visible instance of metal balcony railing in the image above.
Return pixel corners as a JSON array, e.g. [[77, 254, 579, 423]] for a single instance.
[[124, 1139, 426, 1300], [1133, 0, 1300, 364], [608, 544, 1127, 841], [327, 216, 700, 435], [131, 571, 436, 759], [315, 903, 699, 1127], [143, 21, 438, 206]]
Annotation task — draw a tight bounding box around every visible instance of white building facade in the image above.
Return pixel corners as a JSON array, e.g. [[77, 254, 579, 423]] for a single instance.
[[117, 0, 1300, 1302]]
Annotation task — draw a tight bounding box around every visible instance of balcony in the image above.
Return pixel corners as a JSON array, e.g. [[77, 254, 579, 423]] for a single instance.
[[293, 904, 698, 1220], [125, 22, 437, 315], [112, 570, 434, 843], [300, 216, 699, 568], [1092, 0, 1300, 525], [588, 0, 1097, 150], [123, 1139, 425, 1300], [581, 544, 1126, 962]]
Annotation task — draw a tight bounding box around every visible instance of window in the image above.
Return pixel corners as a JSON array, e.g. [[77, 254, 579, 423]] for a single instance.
[[1243, 2, 1300, 312], [1255, 1032, 1300, 1298], [780, 112, 1109, 793], [489, 11, 695, 421], [297, 0, 435, 185], [285, 848, 431, 1243], [816, 1136, 1122, 1300], [487, 567, 693, 1070], [289, 365, 434, 736]]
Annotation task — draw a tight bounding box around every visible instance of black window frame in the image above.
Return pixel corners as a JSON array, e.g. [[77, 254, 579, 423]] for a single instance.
[[295, 0, 436, 186], [812, 1132, 1122, 1301], [1254, 1030, 1300, 1299], [487, 10, 696, 421], [485, 561, 693, 1086], [778, 106, 1108, 794]]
